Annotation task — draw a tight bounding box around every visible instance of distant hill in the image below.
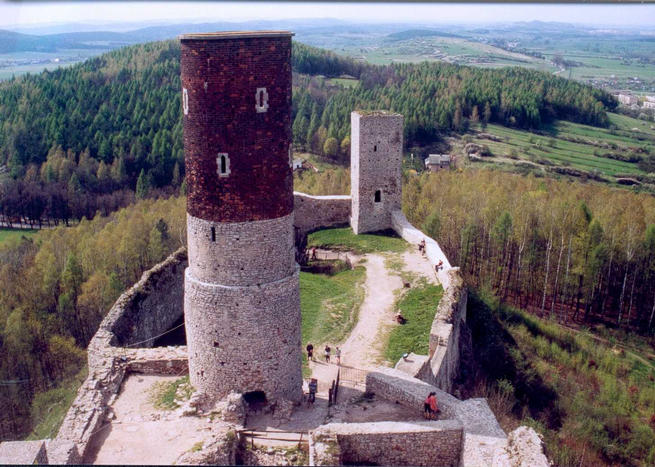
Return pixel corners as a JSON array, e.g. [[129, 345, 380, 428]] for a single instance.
[[386, 29, 463, 41]]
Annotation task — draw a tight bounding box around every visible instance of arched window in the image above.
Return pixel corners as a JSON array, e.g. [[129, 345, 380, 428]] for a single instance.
[[374, 190, 381, 203]]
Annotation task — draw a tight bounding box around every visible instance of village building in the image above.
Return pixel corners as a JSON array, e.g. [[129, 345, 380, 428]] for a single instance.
[[424, 154, 451, 172]]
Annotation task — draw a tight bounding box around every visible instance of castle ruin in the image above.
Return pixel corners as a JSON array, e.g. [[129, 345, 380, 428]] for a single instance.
[[180, 31, 302, 405], [0, 30, 549, 467]]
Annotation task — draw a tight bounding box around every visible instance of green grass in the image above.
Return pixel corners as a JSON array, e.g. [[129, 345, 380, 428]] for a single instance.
[[0, 228, 38, 246], [460, 113, 655, 180], [27, 366, 87, 440], [384, 281, 443, 363], [300, 266, 366, 348], [149, 376, 193, 410], [465, 290, 655, 467], [307, 227, 408, 254]]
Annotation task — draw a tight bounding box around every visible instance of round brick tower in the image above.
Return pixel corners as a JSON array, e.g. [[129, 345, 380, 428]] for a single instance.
[[180, 31, 302, 404]]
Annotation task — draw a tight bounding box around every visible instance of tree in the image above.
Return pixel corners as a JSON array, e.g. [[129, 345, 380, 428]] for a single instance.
[[471, 105, 480, 124], [135, 169, 150, 199], [323, 137, 338, 160]]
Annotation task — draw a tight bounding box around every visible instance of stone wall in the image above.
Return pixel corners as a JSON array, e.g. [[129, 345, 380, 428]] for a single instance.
[[55, 248, 190, 461], [293, 192, 351, 235], [350, 111, 403, 234], [96, 247, 187, 350], [187, 213, 296, 286], [391, 210, 468, 393], [310, 420, 463, 467]]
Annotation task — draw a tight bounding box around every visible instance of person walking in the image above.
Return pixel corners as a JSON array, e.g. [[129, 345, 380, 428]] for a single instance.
[[307, 378, 317, 407], [306, 343, 314, 361], [335, 347, 341, 365], [324, 344, 331, 363]]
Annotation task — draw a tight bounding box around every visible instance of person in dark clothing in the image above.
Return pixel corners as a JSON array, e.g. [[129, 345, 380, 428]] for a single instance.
[[306, 343, 314, 361], [324, 345, 331, 363]]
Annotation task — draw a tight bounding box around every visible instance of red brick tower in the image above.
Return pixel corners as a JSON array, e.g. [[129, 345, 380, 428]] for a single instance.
[[180, 31, 302, 404]]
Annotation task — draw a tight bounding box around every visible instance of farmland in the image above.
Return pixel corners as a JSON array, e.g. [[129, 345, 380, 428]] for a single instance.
[[450, 112, 655, 186]]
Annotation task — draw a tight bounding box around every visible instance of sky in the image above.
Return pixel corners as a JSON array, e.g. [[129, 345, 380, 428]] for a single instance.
[[1, 2, 655, 30]]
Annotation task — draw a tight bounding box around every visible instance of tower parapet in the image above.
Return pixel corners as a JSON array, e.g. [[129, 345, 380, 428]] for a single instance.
[[350, 111, 403, 234], [180, 31, 302, 403]]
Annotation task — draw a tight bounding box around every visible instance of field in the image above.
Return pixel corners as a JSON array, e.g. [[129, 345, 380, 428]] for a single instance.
[[307, 227, 408, 254], [385, 280, 443, 364], [340, 36, 554, 71], [452, 112, 655, 184], [300, 266, 366, 367], [0, 228, 38, 246], [0, 49, 107, 80]]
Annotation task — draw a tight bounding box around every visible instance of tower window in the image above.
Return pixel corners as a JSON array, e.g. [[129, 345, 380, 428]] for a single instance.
[[373, 145, 377, 152], [374, 190, 382, 203], [211, 226, 216, 242], [217, 153, 230, 177]]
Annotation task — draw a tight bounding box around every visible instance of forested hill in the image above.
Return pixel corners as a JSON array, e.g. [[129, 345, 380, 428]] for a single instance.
[[0, 39, 616, 224]]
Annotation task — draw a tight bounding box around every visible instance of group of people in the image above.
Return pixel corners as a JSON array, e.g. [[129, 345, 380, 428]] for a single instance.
[[306, 343, 341, 365], [417, 239, 444, 272]]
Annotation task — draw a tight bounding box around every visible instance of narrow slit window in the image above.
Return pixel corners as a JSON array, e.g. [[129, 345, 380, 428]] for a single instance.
[[374, 190, 381, 203], [211, 226, 216, 242], [217, 153, 230, 177], [373, 145, 377, 152]]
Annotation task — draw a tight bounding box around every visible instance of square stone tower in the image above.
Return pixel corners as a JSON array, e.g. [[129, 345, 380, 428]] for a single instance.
[[350, 111, 404, 234]]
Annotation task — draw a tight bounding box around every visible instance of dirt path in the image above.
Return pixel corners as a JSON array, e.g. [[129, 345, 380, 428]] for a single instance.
[[338, 253, 404, 368], [87, 375, 216, 465], [401, 249, 441, 286]]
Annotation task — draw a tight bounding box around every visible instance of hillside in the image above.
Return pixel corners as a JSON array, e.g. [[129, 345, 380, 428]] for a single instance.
[[0, 38, 622, 227]]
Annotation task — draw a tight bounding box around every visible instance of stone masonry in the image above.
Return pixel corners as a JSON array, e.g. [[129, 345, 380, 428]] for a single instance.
[[181, 31, 302, 404], [350, 111, 403, 234], [310, 420, 463, 467]]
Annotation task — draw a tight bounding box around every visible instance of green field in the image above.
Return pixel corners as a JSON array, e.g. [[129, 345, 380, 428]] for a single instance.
[[300, 267, 366, 360], [0, 228, 38, 246], [456, 112, 655, 183], [307, 227, 408, 254], [385, 281, 444, 364], [341, 36, 554, 71]]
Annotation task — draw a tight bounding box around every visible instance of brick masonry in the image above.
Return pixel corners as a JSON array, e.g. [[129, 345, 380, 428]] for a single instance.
[[350, 111, 403, 234], [181, 32, 294, 223], [181, 32, 302, 404]]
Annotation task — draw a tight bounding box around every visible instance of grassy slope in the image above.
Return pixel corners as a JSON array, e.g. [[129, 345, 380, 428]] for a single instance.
[[465, 290, 655, 467], [307, 227, 408, 254], [300, 266, 366, 348], [27, 367, 87, 440], [385, 281, 444, 363], [459, 112, 655, 179]]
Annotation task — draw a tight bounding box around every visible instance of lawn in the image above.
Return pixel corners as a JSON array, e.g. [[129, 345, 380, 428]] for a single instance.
[[307, 227, 408, 254], [384, 281, 443, 364], [0, 228, 38, 247], [300, 266, 366, 358]]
